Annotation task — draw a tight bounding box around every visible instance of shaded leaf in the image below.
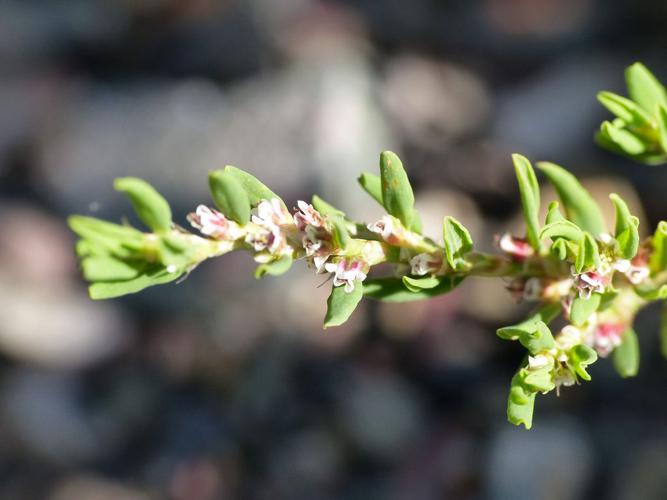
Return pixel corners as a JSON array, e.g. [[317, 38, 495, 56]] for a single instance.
[[114, 177, 172, 232], [625, 62, 667, 115], [613, 328, 640, 378], [442, 216, 473, 271], [323, 281, 363, 328], [208, 170, 251, 225], [379, 151, 416, 229], [513, 154, 541, 249], [570, 293, 601, 327], [357, 172, 383, 206]]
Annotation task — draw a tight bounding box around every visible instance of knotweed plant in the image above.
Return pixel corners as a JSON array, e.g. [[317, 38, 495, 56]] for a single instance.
[[69, 63, 667, 429]]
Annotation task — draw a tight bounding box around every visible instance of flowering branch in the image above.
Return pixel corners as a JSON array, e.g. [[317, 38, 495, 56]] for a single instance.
[[69, 62, 667, 429]]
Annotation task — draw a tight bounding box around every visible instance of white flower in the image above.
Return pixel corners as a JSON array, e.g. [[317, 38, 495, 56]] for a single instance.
[[523, 278, 543, 301], [187, 205, 244, 240], [409, 253, 442, 276], [368, 215, 395, 241], [324, 259, 368, 293], [293, 200, 326, 231]]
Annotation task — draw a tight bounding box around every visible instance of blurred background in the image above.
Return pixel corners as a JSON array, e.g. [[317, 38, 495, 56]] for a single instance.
[[1, 0, 667, 499]]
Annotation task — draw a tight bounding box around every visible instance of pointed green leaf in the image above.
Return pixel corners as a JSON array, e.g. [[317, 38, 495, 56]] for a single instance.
[[603, 121, 647, 155], [650, 221, 667, 274], [597, 91, 654, 128], [357, 172, 383, 206], [570, 293, 601, 327], [379, 151, 416, 229], [208, 170, 251, 225], [223, 165, 283, 208], [114, 177, 172, 232], [537, 162, 606, 236], [364, 276, 464, 302], [625, 62, 667, 114], [402, 275, 440, 292], [442, 216, 473, 271], [610, 193, 640, 260], [323, 281, 363, 328], [545, 201, 566, 224], [513, 154, 541, 249], [613, 328, 640, 378]]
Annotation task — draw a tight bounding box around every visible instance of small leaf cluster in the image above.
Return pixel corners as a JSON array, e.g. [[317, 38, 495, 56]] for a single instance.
[[597, 62, 667, 164]]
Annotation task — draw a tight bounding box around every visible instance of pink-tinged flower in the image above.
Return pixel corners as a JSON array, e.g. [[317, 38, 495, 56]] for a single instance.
[[573, 269, 609, 299], [324, 259, 368, 293], [367, 215, 418, 247], [505, 277, 546, 302], [588, 323, 624, 357], [496, 233, 534, 261], [302, 228, 332, 273], [409, 252, 442, 276], [293, 200, 326, 231], [187, 205, 244, 240]]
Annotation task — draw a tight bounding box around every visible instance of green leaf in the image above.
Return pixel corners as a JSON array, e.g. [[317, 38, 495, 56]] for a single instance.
[[597, 91, 654, 128], [442, 216, 473, 271], [330, 216, 349, 249], [575, 232, 600, 273], [507, 371, 536, 430], [82, 256, 143, 282], [658, 104, 667, 153], [568, 344, 597, 381], [609, 193, 640, 260], [114, 177, 172, 232], [633, 284, 667, 301], [312, 195, 345, 217], [255, 254, 293, 279], [364, 276, 464, 302], [613, 328, 640, 378], [602, 121, 647, 155], [88, 265, 182, 300], [537, 162, 606, 236], [208, 170, 251, 225], [497, 304, 561, 340], [570, 293, 601, 327], [223, 165, 282, 207], [402, 275, 440, 292], [545, 201, 566, 224], [551, 239, 569, 260], [68, 216, 145, 258], [323, 281, 363, 328], [379, 151, 416, 229], [539, 220, 583, 243], [513, 154, 541, 249], [523, 365, 555, 393], [357, 172, 383, 206], [650, 221, 667, 274], [625, 62, 667, 115]]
